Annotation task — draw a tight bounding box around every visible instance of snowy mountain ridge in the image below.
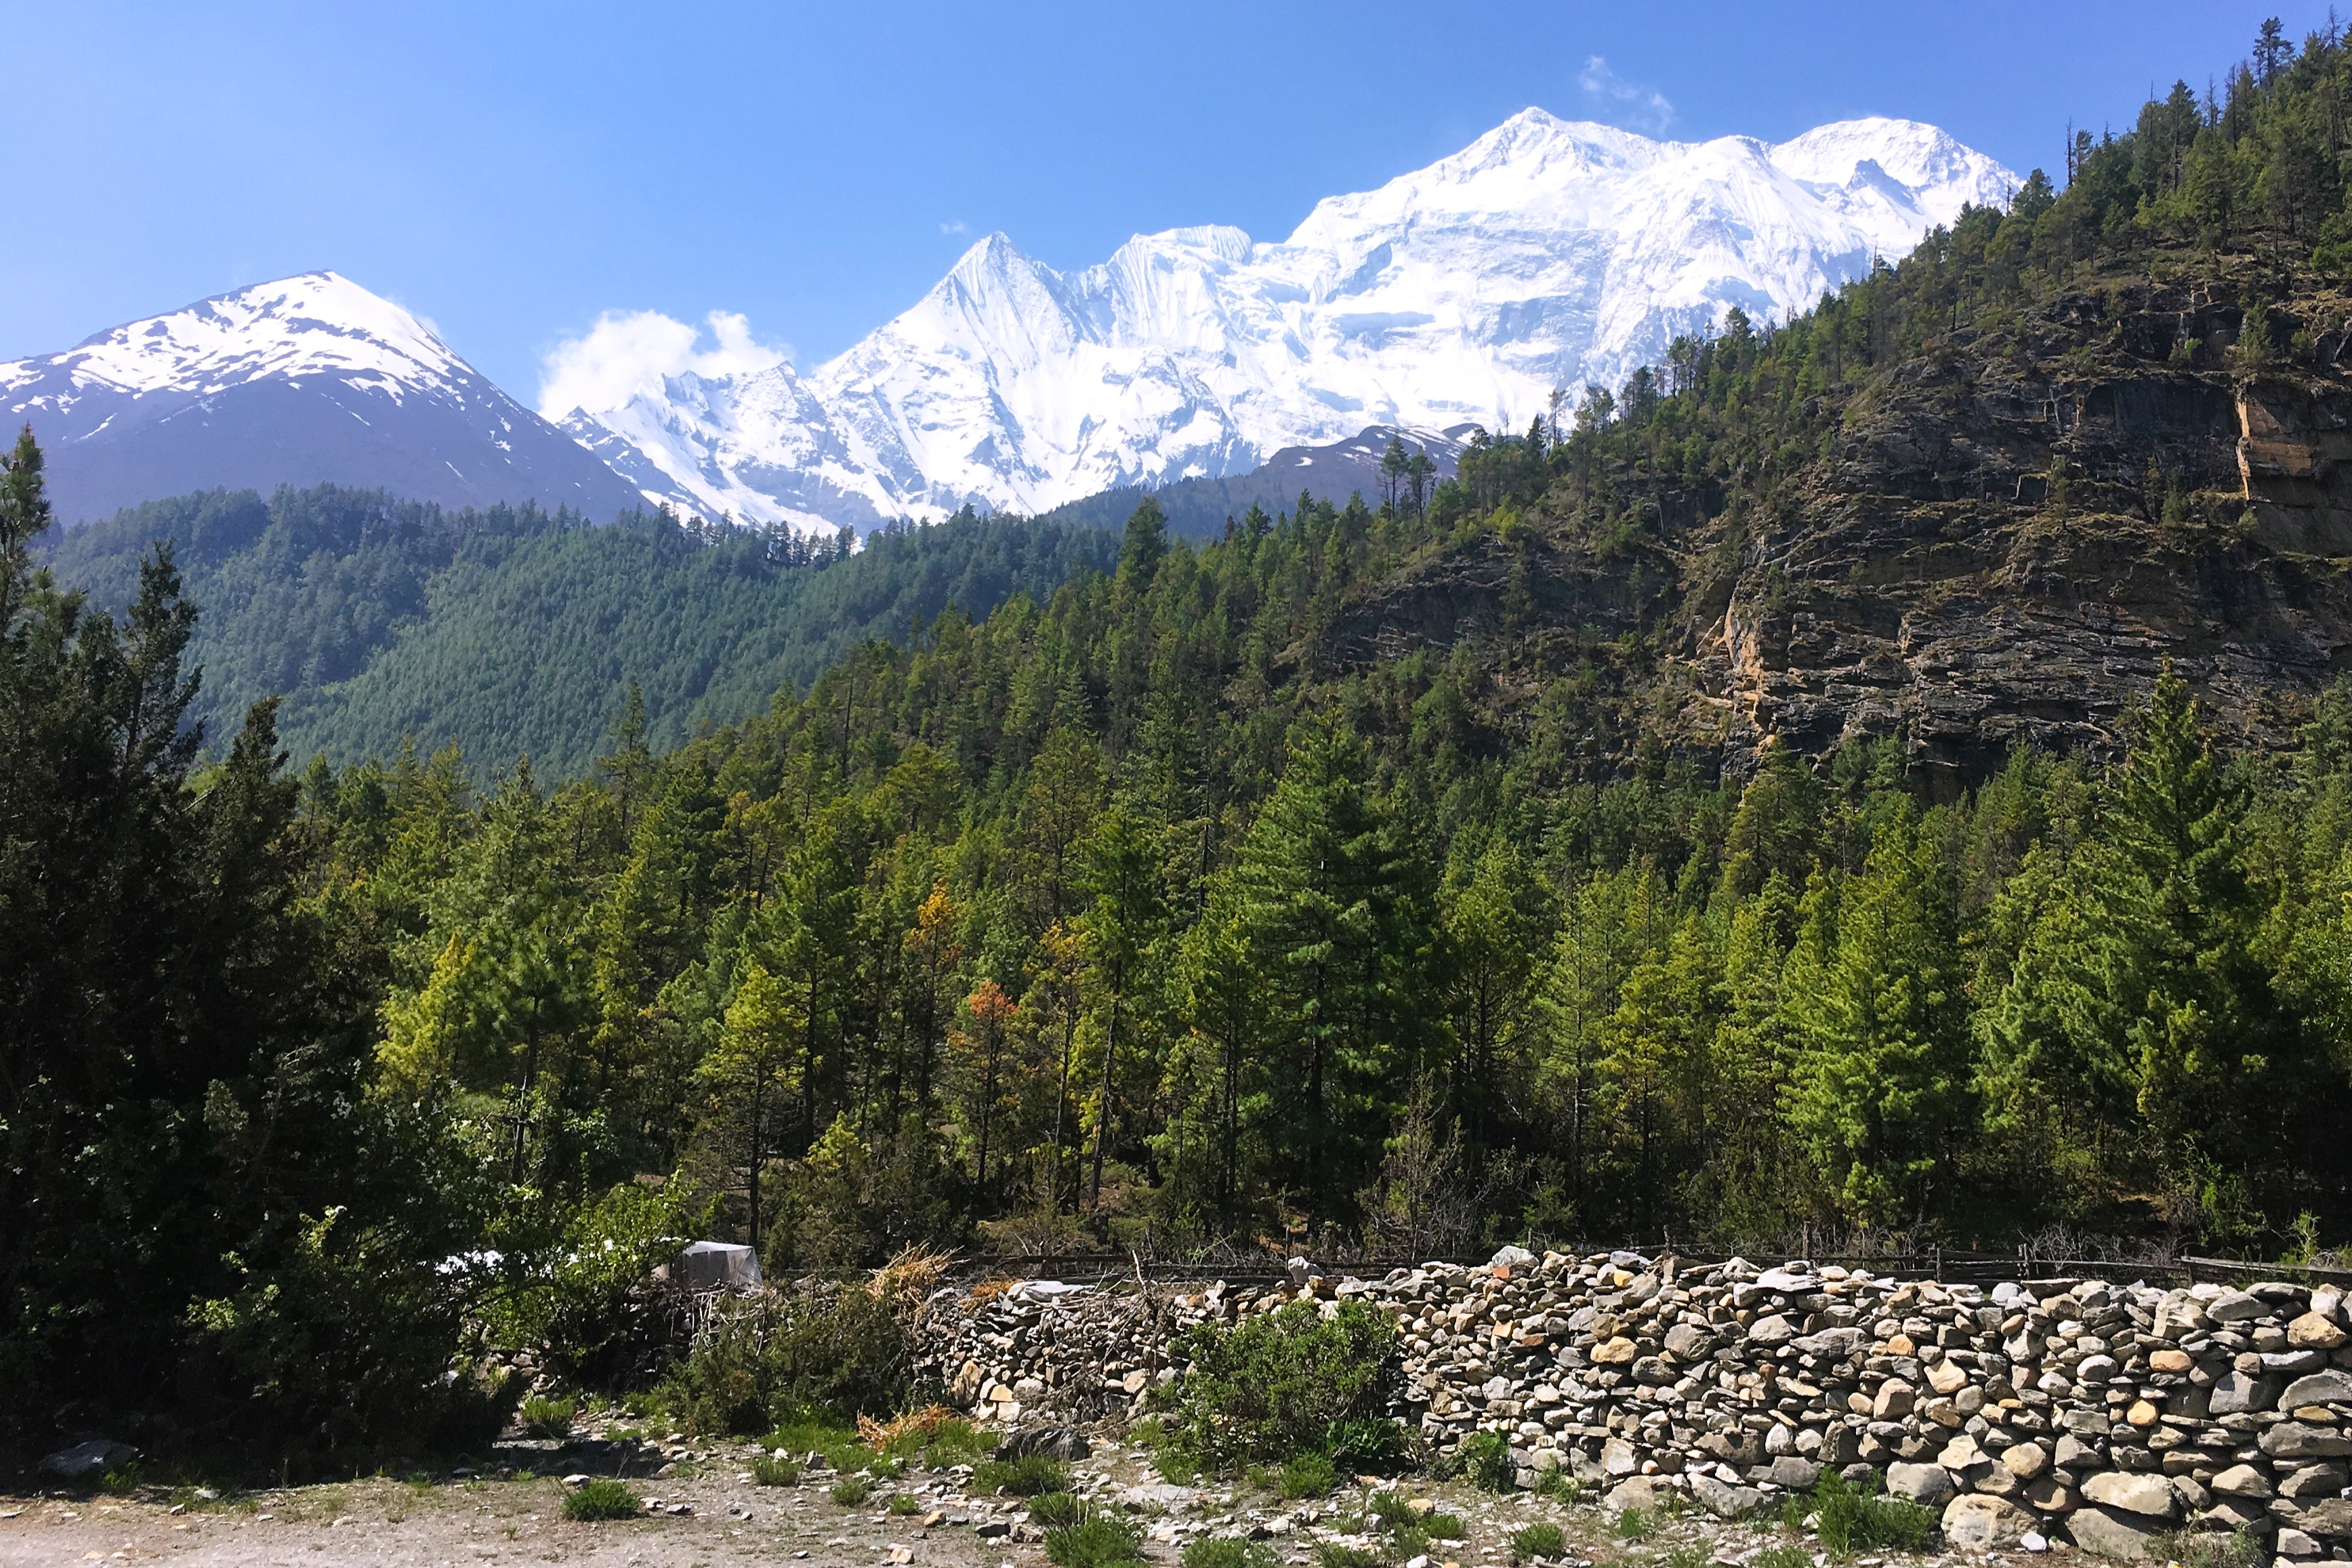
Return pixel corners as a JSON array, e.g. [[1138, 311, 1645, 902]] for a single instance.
[[0, 272, 645, 525], [0, 271, 468, 407], [553, 109, 2018, 529]]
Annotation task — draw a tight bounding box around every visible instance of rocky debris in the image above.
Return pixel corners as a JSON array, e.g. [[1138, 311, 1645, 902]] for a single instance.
[[37, 1439, 137, 1481], [995, 1426, 1091, 1462], [916, 1258, 2352, 1559]]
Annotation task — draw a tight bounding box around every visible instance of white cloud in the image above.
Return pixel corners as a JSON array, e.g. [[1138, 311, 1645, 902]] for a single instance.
[[537, 308, 788, 418], [1578, 56, 1675, 135], [940, 219, 970, 235]]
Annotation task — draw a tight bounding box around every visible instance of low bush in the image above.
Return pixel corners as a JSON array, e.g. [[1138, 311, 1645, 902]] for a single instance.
[[888, 1492, 922, 1515], [1810, 1468, 1935, 1552], [752, 1455, 800, 1486], [494, 1182, 703, 1390], [1154, 1300, 1392, 1472], [1278, 1453, 1335, 1499], [1365, 1491, 1418, 1529], [1510, 1523, 1565, 1563], [760, 1416, 868, 1474], [1029, 1491, 1089, 1529], [562, 1479, 639, 1521], [1752, 1548, 1811, 1568], [2158, 1529, 2267, 1568], [1388, 1524, 1432, 1560], [520, 1395, 576, 1440], [1452, 1430, 1514, 1491], [1424, 1512, 1465, 1540], [1045, 1513, 1146, 1568], [895, 1416, 987, 1468], [1183, 1538, 1278, 1568], [665, 1279, 913, 1435], [831, 1475, 873, 1506], [1323, 1416, 1405, 1470], [1615, 1507, 1651, 1541], [974, 1454, 1071, 1496], [1532, 1467, 1580, 1503], [1315, 1546, 1380, 1568]]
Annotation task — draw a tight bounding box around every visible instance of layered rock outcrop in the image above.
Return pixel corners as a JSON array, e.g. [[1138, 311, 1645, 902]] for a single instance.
[[918, 1252, 2352, 1560], [1319, 264, 2352, 789]]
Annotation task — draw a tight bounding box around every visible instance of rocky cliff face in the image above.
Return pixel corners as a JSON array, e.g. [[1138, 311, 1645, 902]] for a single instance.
[[1325, 262, 2352, 783]]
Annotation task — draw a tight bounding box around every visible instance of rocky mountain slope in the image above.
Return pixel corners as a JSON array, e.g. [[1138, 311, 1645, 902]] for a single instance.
[[1316, 234, 2352, 785], [555, 112, 2015, 529], [0, 272, 646, 525]]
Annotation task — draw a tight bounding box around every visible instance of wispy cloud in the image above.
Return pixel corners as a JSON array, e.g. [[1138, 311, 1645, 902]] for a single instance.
[[1578, 56, 1675, 135], [537, 309, 788, 419], [939, 219, 970, 236]]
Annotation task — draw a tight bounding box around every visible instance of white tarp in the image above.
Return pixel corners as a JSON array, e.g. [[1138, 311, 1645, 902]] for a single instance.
[[667, 1240, 761, 1290]]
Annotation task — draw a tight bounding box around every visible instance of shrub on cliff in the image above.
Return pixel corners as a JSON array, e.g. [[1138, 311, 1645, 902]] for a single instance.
[[1153, 1300, 1395, 1471]]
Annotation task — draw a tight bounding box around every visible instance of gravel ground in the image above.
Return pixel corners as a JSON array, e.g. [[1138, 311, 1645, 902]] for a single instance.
[[0, 1429, 2042, 1568]]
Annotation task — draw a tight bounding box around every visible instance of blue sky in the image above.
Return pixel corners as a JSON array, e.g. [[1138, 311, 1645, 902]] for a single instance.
[[0, 1, 2317, 400]]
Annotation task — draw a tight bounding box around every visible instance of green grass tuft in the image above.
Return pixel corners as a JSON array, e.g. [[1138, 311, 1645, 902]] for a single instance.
[[752, 1456, 801, 1486], [562, 1479, 638, 1521], [1453, 1430, 1514, 1491], [1183, 1539, 1278, 1568], [1029, 1492, 1089, 1529], [1279, 1452, 1336, 1499], [1510, 1522, 1567, 1563], [1810, 1467, 1936, 1552], [1045, 1514, 1147, 1568], [520, 1395, 576, 1441], [974, 1453, 1071, 1496], [831, 1474, 873, 1506]]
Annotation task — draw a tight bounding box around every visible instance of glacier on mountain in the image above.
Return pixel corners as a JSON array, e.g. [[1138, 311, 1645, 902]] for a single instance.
[[550, 109, 2017, 529]]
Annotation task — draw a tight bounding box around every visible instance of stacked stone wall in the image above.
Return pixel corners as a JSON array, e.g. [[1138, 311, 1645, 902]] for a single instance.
[[917, 1251, 2352, 1559]]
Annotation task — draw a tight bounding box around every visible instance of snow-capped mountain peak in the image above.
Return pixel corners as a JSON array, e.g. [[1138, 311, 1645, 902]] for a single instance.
[[14, 270, 468, 406], [4, 272, 644, 524], [554, 110, 2019, 530]]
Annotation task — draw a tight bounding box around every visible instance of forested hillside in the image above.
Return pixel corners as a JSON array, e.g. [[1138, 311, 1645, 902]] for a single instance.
[[43, 487, 1119, 777], [10, 20, 2352, 1464]]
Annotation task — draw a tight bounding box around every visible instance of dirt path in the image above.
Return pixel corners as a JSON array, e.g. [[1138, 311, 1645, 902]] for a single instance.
[[1, 1432, 2017, 1568]]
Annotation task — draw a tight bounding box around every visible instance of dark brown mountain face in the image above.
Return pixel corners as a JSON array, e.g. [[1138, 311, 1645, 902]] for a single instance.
[[1322, 255, 2352, 791]]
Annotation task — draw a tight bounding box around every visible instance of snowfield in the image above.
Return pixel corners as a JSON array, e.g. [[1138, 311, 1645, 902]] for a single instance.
[[550, 109, 2016, 528]]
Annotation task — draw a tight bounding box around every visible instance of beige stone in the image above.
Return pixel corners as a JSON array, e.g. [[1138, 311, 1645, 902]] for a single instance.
[[1942, 1493, 2038, 1550], [2081, 1472, 2179, 1519], [2023, 1476, 2076, 1514], [2125, 1399, 2160, 1427], [1927, 1359, 1971, 1395], [2002, 1441, 2050, 1480], [2149, 1348, 2193, 1374], [1874, 1379, 1917, 1420], [2290, 1312, 2350, 1351], [2209, 1464, 2273, 1499], [2067, 1504, 2162, 1559]]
